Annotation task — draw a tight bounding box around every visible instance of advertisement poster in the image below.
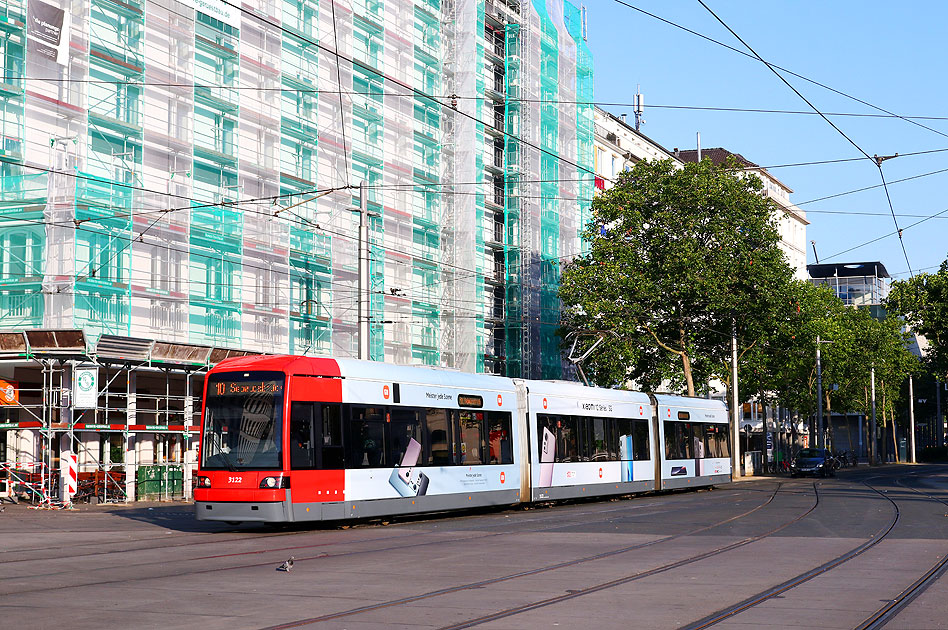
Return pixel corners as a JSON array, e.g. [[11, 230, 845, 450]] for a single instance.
[[0, 378, 18, 405], [27, 0, 70, 66], [73, 365, 98, 409]]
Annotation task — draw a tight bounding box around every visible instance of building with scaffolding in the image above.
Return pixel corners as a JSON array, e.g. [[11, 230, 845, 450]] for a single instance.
[[0, 0, 593, 502]]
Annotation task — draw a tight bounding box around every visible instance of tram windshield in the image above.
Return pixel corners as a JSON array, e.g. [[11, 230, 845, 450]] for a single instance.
[[202, 371, 285, 471]]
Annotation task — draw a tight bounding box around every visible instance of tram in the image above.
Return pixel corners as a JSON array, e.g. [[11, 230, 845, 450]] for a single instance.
[[194, 355, 731, 523]]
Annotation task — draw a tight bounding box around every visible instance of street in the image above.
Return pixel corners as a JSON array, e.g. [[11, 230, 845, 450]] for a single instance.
[[2, 465, 947, 629]]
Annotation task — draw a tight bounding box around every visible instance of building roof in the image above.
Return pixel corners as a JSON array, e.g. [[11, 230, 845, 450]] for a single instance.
[[675, 148, 757, 168], [595, 107, 679, 160], [675, 147, 792, 193], [807, 261, 891, 279]]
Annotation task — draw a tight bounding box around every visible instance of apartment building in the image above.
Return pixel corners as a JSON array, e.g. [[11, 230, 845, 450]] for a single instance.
[[0, 0, 593, 500]]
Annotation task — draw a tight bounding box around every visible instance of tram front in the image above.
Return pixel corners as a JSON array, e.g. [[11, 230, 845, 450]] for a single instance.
[[195, 369, 290, 523]]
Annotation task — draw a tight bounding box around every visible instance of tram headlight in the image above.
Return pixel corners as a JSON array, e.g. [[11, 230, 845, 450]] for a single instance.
[[196, 476, 211, 488], [259, 476, 289, 489]]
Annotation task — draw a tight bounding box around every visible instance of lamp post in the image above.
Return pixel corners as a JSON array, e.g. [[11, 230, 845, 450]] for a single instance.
[[870, 364, 877, 465], [731, 318, 741, 478], [815, 336, 833, 450], [816, 336, 823, 449], [909, 374, 916, 463], [357, 182, 370, 361]]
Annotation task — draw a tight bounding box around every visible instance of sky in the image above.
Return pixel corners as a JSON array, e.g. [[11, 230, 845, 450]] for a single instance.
[[584, 0, 948, 282]]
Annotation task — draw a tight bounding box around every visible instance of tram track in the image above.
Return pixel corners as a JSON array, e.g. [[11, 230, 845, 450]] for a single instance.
[[0, 482, 783, 600], [0, 484, 765, 567], [680, 467, 948, 630], [254, 481, 811, 630], [851, 473, 948, 630]]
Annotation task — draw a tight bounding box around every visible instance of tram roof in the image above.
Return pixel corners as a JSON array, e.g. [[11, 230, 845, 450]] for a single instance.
[[334, 358, 518, 391], [520, 379, 651, 403]]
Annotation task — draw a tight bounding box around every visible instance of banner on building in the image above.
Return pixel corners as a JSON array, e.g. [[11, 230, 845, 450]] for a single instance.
[[73, 365, 98, 409], [27, 0, 70, 66], [0, 379, 18, 405], [178, 0, 242, 30]]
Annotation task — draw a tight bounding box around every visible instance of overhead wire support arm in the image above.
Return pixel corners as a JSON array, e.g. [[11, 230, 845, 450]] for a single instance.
[[566, 330, 618, 387]]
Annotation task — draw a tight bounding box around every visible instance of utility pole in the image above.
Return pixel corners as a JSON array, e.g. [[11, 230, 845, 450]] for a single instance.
[[815, 337, 833, 450], [909, 374, 916, 463], [731, 319, 741, 478], [937, 378, 943, 448], [870, 365, 877, 465], [816, 336, 824, 450], [357, 182, 370, 361]]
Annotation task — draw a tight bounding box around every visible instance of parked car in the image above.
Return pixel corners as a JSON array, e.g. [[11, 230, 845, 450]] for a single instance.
[[789, 448, 837, 478]]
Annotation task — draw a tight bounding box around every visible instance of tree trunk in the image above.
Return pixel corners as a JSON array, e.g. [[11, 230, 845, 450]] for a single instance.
[[846, 412, 856, 460], [681, 352, 695, 397], [890, 404, 899, 463], [825, 392, 834, 451], [881, 384, 887, 462]]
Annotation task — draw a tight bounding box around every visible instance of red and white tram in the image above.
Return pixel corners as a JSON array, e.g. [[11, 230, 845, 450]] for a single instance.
[[194, 355, 731, 524]]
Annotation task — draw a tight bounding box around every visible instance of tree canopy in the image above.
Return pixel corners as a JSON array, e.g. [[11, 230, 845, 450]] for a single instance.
[[559, 158, 793, 395], [887, 260, 948, 380]]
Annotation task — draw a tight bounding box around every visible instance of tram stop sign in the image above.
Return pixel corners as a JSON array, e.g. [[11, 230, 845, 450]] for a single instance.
[[73, 365, 99, 409]]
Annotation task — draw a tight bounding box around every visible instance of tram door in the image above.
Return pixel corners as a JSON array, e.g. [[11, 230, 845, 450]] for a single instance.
[[288, 402, 346, 506], [289, 403, 344, 470]]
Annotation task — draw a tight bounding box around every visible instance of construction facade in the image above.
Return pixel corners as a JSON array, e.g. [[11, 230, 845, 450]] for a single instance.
[[0, 0, 593, 502]]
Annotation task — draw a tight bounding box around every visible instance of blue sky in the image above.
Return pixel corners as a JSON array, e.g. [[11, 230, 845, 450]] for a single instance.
[[584, 0, 948, 281]]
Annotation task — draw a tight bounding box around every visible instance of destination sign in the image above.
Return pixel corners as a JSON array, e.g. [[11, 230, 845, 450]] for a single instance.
[[209, 380, 283, 397], [457, 394, 484, 408]]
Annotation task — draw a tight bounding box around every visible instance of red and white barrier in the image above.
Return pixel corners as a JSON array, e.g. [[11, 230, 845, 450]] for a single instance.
[[61, 454, 78, 504]]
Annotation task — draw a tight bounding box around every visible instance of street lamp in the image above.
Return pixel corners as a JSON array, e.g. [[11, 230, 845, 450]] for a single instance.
[[815, 336, 833, 450]]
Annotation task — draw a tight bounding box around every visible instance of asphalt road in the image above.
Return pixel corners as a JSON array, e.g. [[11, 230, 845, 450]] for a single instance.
[[2, 465, 947, 629]]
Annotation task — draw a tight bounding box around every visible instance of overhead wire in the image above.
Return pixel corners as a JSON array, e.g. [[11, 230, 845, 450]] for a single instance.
[[820, 205, 948, 262], [696, 0, 913, 276], [329, 0, 351, 187], [7, 1, 941, 331], [795, 166, 948, 206], [10, 75, 948, 123], [613, 0, 948, 142]]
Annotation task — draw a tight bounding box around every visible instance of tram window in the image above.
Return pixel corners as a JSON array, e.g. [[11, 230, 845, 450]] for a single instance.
[[538, 414, 579, 463], [290, 402, 316, 469], [692, 423, 706, 458], [320, 404, 344, 469], [560, 417, 579, 462], [459, 411, 486, 465], [537, 415, 557, 460], [614, 418, 634, 461], [347, 406, 386, 468], [664, 421, 694, 460], [487, 412, 513, 464], [704, 423, 730, 458], [577, 418, 589, 461], [389, 407, 423, 466], [582, 417, 614, 461], [425, 408, 454, 465], [633, 419, 650, 460]]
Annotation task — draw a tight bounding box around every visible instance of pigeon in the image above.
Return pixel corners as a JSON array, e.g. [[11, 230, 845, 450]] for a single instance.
[[276, 557, 294, 572]]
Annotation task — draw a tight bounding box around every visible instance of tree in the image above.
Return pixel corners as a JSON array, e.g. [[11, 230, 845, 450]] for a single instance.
[[759, 280, 844, 419], [887, 260, 948, 380], [559, 158, 794, 395]]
